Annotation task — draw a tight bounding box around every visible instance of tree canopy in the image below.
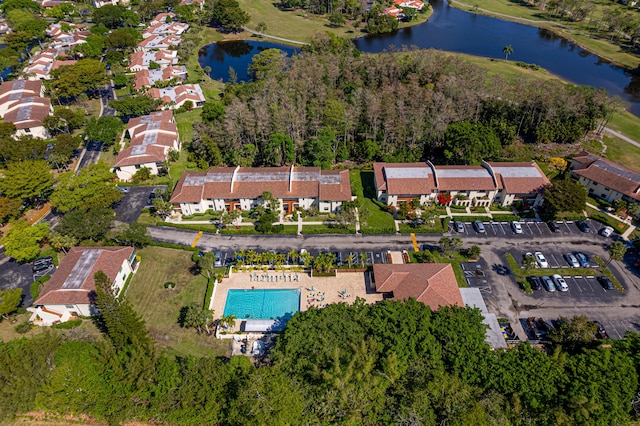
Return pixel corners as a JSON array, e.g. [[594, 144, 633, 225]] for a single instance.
[[50, 161, 122, 213], [542, 178, 588, 218], [47, 59, 108, 102], [2, 219, 49, 262], [0, 160, 53, 204]]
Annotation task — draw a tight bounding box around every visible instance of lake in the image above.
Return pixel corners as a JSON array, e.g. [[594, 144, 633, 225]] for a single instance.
[[198, 0, 640, 116]]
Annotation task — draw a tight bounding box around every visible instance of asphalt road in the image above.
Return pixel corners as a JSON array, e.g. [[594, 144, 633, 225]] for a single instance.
[[77, 140, 104, 170], [0, 248, 39, 308], [115, 187, 155, 224]]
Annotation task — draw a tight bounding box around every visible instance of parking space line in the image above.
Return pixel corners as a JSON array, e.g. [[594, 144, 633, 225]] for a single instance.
[[191, 231, 203, 248]]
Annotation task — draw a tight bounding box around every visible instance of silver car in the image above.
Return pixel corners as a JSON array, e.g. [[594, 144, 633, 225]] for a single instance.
[[541, 276, 556, 292], [564, 253, 580, 268], [553, 274, 569, 292]]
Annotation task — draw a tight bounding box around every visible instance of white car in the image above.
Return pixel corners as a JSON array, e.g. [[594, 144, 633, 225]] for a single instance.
[[251, 340, 264, 356], [553, 274, 569, 292], [600, 226, 614, 237], [511, 221, 523, 234], [534, 252, 549, 268]]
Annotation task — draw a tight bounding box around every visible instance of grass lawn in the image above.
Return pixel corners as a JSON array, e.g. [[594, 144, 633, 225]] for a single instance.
[[126, 246, 230, 358], [175, 109, 202, 143], [0, 314, 103, 343], [585, 205, 628, 234], [602, 134, 640, 173], [609, 110, 640, 144], [351, 170, 397, 232], [302, 224, 354, 234]]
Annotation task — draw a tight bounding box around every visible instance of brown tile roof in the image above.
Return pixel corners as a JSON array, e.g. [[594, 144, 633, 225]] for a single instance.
[[170, 167, 352, 203], [0, 80, 43, 101], [114, 144, 166, 167], [3, 97, 51, 129], [489, 161, 550, 195], [35, 246, 134, 306], [570, 151, 640, 201], [433, 165, 496, 191], [373, 263, 463, 310], [373, 162, 431, 191]]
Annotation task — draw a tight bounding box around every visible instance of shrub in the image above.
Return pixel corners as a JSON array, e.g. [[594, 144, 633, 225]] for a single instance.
[[52, 319, 82, 329], [15, 320, 33, 334], [30, 275, 51, 301], [164, 281, 176, 289]]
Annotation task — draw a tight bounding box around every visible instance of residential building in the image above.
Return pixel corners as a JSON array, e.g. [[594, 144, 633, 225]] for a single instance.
[[0, 80, 53, 138], [128, 49, 179, 71], [136, 34, 182, 51], [179, 0, 204, 9], [393, 0, 425, 9], [383, 6, 404, 19], [460, 288, 508, 349], [114, 111, 180, 181], [0, 19, 12, 35], [150, 12, 176, 25], [132, 66, 187, 90], [373, 160, 550, 208], [23, 48, 76, 80], [142, 21, 189, 39], [371, 263, 463, 311], [170, 166, 352, 215], [570, 151, 640, 204], [29, 247, 139, 326], [147, 84, 205, 109]]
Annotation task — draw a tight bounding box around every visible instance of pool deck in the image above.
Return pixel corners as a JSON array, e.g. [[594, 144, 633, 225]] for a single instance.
[[212, 270, 384, 324]]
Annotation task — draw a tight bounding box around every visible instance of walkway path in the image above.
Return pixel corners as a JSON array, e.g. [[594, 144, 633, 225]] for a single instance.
[[604, 127, 640, 150], [242, 27, 309, 45], [449, 0, 558, 25]]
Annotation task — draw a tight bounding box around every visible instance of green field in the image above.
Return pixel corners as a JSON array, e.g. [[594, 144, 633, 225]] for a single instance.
[[125, 247, 230, 358], [350, 170, 397, 232]]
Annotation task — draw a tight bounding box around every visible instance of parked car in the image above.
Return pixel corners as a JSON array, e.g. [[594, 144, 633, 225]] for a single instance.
[[534, 252, 549, 268], [576, 220, 590, 232], [214, 251, 223, 267], [117, 186, 130, 193], [33, 256, 53, 266], [473, 220, 485, 233], [33, 262, 54, 273], [575, 252, 590, 268], [597, 275, 615, 291], [593, 321, 609, 339], [511, 221, 523, 234], [251, 340, 264, 356], [527, 276, 542, 291], [547, 221, 560, 232], [600, 226, 614, 237], [564, 253, 580, 268], [454, 221, 464, 233], [541, 276, 556, 292], [552, 274, 569, 292]]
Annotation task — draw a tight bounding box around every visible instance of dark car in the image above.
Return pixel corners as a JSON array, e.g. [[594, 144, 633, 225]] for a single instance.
[[576, 220, 590, 232], [597, 275, 615, 291], [526, 276, 542, 291], [547, 221, 560, 232], [575, 252, 590, 268], [593, 321, 609, 339], [33, 262, 54, 273]]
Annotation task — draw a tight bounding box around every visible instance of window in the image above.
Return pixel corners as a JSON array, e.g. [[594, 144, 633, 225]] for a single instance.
[[65, 304, 74, 309], [135, 164, 141, 169]]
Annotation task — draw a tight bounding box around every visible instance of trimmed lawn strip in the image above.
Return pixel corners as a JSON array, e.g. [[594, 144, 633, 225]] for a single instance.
[[585, 205, 628, 234], [303, 224, 354, 234], [126, 246, 230, 358], [351, 170, 397, 230], [609, 110, 640, 146], [602, 134, 640, 174]]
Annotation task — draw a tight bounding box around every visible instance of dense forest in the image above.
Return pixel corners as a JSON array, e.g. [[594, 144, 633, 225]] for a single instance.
[[2, 288, 639, 425], [191, 40, 614, 169]]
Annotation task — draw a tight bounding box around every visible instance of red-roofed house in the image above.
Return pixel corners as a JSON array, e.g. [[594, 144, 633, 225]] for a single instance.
[[170, 166, 352, 215], [393, 0, 425, 9], [29, 247, 139, 326], [383, 6, 404, 19], [114, 111, 180, 181], [133, 66, 187, 90], [372, 263, 463, 310], [128, 49, 179, 71], [570, 151, 640, 204], [142, 21, 189, 39], [0, 80, 53, 138], [147, 84, 205, 109], [373, 160, 549, 208], [136, 34, 182, 51]]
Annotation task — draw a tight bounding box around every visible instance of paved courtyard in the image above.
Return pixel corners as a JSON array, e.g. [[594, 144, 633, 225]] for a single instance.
[[211, 270, 383, 324]]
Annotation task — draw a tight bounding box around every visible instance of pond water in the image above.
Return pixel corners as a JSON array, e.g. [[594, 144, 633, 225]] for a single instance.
[[198, 0, 640, 116]]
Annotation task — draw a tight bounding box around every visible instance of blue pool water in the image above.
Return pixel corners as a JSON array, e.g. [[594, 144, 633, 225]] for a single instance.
[[223, 289, 300, 320]]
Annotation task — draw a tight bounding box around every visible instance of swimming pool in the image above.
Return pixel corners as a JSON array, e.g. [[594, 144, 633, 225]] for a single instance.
[[223, 289, 300, 320]]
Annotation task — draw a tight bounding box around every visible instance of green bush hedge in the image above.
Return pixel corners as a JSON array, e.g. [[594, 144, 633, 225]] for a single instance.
[[30, 275, 51, 301], [52, 319, 82, 329]]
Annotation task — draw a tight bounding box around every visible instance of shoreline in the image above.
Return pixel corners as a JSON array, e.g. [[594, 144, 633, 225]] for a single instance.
[[447, 0, 638, 71]]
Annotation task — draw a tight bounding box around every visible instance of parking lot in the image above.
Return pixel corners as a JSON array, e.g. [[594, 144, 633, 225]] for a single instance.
[[214, 248, 395, 267], [0, 248, 48, 308], [450, 218, 611, 241], [114, 185, 166, 224]]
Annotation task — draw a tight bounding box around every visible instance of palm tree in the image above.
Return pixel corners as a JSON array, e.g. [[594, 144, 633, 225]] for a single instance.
[[503, 44, 514, 60]]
